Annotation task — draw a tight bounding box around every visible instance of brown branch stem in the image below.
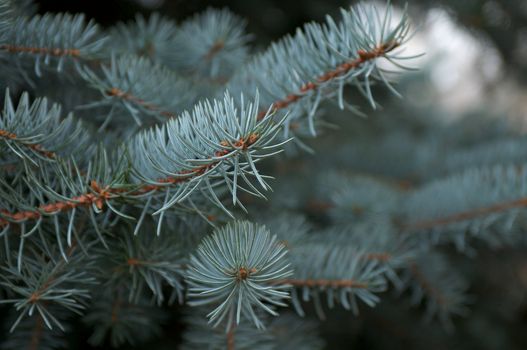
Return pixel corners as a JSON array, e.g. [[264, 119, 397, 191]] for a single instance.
[[273, 279, 369, 289], [226, 323, 236, 350], [106, 87, 176, 118], [409, 262, 447, 306], [405, 197, 527, 231], [110, 296, 122, 324], [256, 41, 400, 120], [28, 315, 44, 350], [364, 252, 392, 262], [204, 41, 225, 61], [0, 129, 56, 158], [0, 44, 81, 57], [28, 242, 78, 305], [0, 133, 259, 228]]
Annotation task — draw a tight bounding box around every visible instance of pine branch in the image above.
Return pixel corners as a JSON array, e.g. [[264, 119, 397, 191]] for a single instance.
[[172, 8, 251, 79], [0, 149, 236, 227], [94, 227, 185, 305], [409, 262, 447, 306], [0, 149, 221, 227], [0, 149, 116, 257], [401, 253, 469, 329], [308, 220, 415, 289], [0, 91, 91, 165], [109, 294, 122, 325], [255, 41, 400, 121], [442, 136, 527, 174], [84, 291, 168, 347], [0, 0, 36, 36], [127, 91, 286, 214], [0, 132, 262, 228], [261, 212, 399, 264], [273, 278, 369, 289], [186, 221, 293, 329], [227, 3, 414, 137], [402, 164, 527, 248], [255, 212, 313, 249], [406, 197, 527, 231], [287, 243, 388, 318], [1, 92, 284, 232], [80, 55, 195, 125], [0, 45, 80, 57], [0, 180, 116, 228], [318, 172, 403, 224], [106, 13, 179, 66], [205, 41, 226, 61], [364, 252, 393, 262], [28, 315, 44, 350], [0, 13, 107, 76], [105, 87, 176, 118], [226, 323, 236, 350], [182, 311, 324, 349], [26, 243, 77, 305], [261, 212, 409, 296], [0, 242, 95, 332], [1, 308, 68, 350], [0, 0, 14, 34], [0, 128, 55, 159]]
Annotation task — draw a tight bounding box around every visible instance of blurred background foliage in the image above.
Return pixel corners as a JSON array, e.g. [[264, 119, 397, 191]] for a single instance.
[[25, 0, 527, 349]]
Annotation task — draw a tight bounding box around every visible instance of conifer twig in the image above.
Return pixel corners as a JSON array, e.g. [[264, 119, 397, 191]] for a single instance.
[[364, 253, 392, 262], [409, 262, 447, 306], [0, 133, 260, 228], [204, 41, 225, 61], [27, 243, 78, 305], [272, 279, 369, 289], [256, 41, 400, 120], [406, 197, 527, 231], [0, 129, 56, 158], [226, 323, 236, 350], [28, 315, 44, 350], [105, 87, 176, 118], [0, 44, 81, 57]]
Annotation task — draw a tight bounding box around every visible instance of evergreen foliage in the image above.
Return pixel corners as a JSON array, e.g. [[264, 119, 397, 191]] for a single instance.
[[0, 0, 524, 348]]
